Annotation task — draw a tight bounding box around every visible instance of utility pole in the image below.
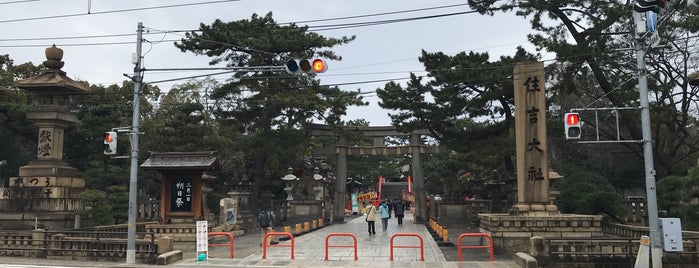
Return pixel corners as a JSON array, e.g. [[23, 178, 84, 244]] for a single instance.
[[632, 11, 662, 268], [126, 21, 144, 265]]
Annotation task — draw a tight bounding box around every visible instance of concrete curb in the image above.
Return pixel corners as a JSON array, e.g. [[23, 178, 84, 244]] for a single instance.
[[156, 250, 183, 265]]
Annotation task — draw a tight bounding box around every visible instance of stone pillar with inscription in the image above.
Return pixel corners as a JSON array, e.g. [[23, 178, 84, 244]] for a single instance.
[[511, 62, 558, 215], [478, 62, 602, 254], [0, 45, 90, 229]]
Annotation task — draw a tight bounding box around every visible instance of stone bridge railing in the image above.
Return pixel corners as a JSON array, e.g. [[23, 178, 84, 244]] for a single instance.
[[603, 222, 699, 239], [0, 229, 163, 264], [531, 236, 699, 267], [529, 222, 699, 267]]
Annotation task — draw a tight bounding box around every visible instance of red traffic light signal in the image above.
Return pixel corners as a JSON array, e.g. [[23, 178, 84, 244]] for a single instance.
[[566, 113, 579, 125], [103, 131, 117, 155], [564, 113, 581, 140]]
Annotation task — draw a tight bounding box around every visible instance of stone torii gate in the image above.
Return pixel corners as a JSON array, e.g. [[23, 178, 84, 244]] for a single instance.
[[305, 123, 449, 224]]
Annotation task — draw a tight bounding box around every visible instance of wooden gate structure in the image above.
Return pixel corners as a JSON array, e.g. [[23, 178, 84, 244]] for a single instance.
[[305, 123, 449, 223], [140, 151, 220, 223]]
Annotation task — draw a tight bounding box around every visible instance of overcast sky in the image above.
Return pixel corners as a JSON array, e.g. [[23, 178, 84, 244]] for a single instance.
[[1, 0, 540, 126]]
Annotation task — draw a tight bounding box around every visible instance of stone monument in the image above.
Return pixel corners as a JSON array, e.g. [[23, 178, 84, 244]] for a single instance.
[[220, 178, 255, 231], [2, 45, 90, 229], [478, 62, 603, 254], [284, 166, 322, 224]]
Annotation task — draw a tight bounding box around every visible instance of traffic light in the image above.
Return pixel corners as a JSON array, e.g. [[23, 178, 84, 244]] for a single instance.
[[103, 131, 117, 155], [564, 113, 581, 140], [285, 59, 327, 74], [634, 0, 664, 13]]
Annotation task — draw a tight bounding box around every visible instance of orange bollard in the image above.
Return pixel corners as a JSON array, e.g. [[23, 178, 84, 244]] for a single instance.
[[304, 222, 310, 232], [283, 225, 291, 234], [295, 223, 302, 235]]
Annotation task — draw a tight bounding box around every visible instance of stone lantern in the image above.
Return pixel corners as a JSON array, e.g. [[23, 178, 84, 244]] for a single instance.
[[14, 45, 89, 177], [5, 45, 90, 229]]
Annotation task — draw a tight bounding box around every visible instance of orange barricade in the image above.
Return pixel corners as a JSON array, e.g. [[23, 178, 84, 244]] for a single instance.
[[262, 232, 294, 259], [389, 233, 424, 261], [324, 232, 358, 260], [207, 232, 234, 258], [457, 233, 494, 261]]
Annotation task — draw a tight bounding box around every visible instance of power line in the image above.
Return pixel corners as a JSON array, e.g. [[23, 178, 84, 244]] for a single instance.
[[290, 3, 470, 24], [0, 0, 39, 5], [0, 3, 477, 42], [0, 40, 181, 48], [307, 10, 479, 31], [0, 0, 241, 24], [0, 32, 161, 42]]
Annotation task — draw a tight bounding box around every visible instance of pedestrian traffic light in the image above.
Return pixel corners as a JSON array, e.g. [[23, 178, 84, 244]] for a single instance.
[[103, 131, 117, 155], [285, 59, 327, 74], [564, 113, 581, 140], [634, 0, 664, 13]]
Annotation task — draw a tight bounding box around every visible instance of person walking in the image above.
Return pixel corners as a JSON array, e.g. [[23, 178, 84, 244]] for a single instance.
[[379, 201, 390, 233], [394, 200, 405, 225], [258, 208, 278, 246], [365, 202, 377, 235]]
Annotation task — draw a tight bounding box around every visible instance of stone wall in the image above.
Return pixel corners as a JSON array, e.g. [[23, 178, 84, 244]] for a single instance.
[[435, 200, 491, 228], [479, 213, 603, 254]]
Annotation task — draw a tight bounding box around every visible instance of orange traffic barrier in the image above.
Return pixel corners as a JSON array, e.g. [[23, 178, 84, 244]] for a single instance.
[[457, 233, 494, 261], [389, 233, 424, 261], [262, 232, 294, 259], [207, 232, 234, 258], [324, 232, 358, 260]]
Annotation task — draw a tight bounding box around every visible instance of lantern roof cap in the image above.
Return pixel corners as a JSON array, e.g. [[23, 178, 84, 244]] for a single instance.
[[14, 45, 90, 94]]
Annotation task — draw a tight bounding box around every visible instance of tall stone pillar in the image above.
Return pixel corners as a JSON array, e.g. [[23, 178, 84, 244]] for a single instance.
[[410, 134, 426, 224], [512, 61, 557, 214], [333, 135, 347, 223], [479, 61, 602, 255]]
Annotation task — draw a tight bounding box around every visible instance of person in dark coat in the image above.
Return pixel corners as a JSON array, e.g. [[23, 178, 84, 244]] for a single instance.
[[393, 200, 405, 225]]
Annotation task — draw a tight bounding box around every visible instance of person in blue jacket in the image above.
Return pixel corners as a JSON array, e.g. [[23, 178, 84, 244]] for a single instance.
[[379, 201, 390, 232]]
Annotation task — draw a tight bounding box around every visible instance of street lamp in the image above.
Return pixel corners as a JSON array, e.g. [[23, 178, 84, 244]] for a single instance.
[[313, 167, 323, 181], [282, 167, 298, 201], [282, 167, 298, 181]]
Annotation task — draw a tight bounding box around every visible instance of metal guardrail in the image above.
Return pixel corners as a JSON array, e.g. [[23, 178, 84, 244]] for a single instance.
[[208, 232, 234, 258], [457, 233, 494, 262], [262, 232, 294, 260], [389, 233, 424, 261], [325, 232, 357, 261]]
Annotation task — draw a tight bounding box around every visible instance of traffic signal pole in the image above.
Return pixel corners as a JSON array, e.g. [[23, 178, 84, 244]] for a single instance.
[[126, 22, 144, 264], [633, 11, 662, 268]]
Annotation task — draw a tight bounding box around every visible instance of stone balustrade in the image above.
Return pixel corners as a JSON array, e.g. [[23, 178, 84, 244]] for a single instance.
[[0, 229, 162, 263]]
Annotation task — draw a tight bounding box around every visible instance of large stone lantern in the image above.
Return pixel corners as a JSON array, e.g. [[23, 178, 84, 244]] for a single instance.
[[14, 45, 89, 176], [4, 45, 90, 229]]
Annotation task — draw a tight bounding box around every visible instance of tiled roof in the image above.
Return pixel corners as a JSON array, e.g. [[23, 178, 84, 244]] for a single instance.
[[15, 69, 90, 94], [140, 151, 220, 170]]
